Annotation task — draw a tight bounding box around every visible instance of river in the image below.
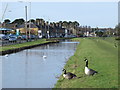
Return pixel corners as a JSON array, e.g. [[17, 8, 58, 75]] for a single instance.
[[1, 40, 79, 88]]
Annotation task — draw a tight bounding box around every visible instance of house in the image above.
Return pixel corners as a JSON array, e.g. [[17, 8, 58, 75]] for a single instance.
[[17, 23, 39, 35], [36, 24, 66, 38], [49, 26, 65, 38]]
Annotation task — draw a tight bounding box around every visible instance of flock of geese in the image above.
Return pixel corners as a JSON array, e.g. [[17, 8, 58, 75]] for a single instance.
[[62, 58, 98, 79]]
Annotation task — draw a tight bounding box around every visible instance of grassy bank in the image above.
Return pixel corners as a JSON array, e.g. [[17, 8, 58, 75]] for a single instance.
[[0, 39, 52, 52], [55, 37, 118, 88]]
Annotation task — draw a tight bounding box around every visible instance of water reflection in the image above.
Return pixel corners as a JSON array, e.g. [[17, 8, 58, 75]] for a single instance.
[[2, 41, 79, 88]]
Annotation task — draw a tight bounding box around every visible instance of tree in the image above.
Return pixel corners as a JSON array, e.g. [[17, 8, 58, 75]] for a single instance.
[[95, 31, 104, 37], [36, 18, 45, 25], [73, 21, 79, 27], [12, 18, 25, 25], [52, 22, 56, 28], [4, 19, 11, 24], [62, 21, 68, 28], [36, 18, 40, 25], [68, 21, 73, 28], [115, 23, 120, 37], [29, 19, 35, 24], [58, 21, 63, 28]]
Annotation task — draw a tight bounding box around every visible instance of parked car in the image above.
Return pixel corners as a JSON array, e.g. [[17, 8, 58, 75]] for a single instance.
[[21, 35, 27, 40], [67, 35, 77, 38], [2, 35, 9, 40], [9, 36, 17, 42], [30, 35, 36, 39], [0, 34, 5, 40]]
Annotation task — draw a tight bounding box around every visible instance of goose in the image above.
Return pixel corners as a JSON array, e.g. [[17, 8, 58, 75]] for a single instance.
[[114, 43, 117, 48], [62, 69, 77, 79], [84, 58, 98, 76]]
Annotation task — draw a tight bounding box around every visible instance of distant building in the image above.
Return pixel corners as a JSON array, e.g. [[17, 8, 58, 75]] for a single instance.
[[1, 23, 17, 30], [17, 23, 39, 35]]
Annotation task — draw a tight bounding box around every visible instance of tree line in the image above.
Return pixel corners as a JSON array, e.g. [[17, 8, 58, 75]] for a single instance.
[[2, 18, 80, 29], [1, 18, 118, 37]]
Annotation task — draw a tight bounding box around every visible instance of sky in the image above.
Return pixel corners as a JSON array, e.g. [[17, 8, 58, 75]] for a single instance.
[[0, 1, 118, 28], [118, 1, 120, 23]]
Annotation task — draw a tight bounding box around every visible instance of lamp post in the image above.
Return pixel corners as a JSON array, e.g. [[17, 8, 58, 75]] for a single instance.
[[19, 1, 28, 40], [25, 6, 28, 41], [19, 1, 31, 41], [28, 2, 31, 41], [47, 19, 50, 39]]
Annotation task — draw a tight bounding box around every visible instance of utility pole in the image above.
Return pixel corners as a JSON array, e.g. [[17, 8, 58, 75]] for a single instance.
[[0, 3, 8, 28], [29, 2, 31, 40], [25, 6, 28, 41]]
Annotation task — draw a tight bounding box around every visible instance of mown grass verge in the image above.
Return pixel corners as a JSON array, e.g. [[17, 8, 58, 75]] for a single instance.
[[54, 37, 118, 88], [0, 39, 55, 52]]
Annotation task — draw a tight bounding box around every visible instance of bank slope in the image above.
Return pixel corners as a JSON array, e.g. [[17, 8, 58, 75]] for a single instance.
[[55, 37, 118, 88], [0, 39, 58, 55]]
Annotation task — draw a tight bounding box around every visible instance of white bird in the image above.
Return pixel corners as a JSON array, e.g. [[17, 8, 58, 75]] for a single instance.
[[84, 58, 98, 76], [5, 54, 8, 57], [43, 55, 47, 58]]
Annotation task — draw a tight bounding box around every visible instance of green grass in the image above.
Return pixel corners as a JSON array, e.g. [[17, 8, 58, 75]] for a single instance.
[[0, 39, 50, 51], [55, 37, 118, 88]]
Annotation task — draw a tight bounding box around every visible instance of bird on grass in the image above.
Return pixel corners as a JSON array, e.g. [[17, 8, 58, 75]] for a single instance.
[[62, 68, 77, 79], [84, 58, 98, 76], [114, 43, 117, 48]]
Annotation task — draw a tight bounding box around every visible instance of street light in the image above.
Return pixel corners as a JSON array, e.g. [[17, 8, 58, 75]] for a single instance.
[[18, 1, 27, 41], [19, 1, 31, 41], [25, 5, 28, 41], [47, 18, 50, 39], [28, 2, 31, 41]]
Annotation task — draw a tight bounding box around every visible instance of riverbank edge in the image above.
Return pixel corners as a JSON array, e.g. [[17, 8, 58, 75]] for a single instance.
[[0, 40, 59, 56], [53, 37, 119, 89]]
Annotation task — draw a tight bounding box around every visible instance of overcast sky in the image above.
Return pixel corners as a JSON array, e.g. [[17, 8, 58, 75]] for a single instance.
[[0, 1, 118, 28]]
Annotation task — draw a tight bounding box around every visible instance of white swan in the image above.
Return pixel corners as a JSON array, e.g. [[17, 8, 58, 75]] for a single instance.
[[43, 55, 47, 58], [5, 54, 8, 57]]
